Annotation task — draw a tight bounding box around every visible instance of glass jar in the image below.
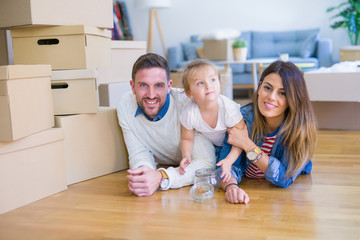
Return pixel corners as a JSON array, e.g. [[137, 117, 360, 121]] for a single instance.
[[194, 168, 219, 189], [190, 182, 214, 203]]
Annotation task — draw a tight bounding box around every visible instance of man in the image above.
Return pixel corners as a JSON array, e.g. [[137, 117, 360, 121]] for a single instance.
[[117, 53, 215, 197]]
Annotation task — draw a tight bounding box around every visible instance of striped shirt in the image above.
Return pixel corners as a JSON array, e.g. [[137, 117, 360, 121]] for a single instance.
[[245, 133, 277, 179]]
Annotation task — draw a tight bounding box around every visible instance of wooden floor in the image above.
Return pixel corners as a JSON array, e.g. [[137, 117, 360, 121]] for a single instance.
[[1, 130, 360, 240]]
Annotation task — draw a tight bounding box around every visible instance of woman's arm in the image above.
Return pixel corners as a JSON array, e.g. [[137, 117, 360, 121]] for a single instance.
[[264, 156, 312, 188], [228, 126, 311, 188], [220, 177, 249, 204], [227, 125, 270, 172]]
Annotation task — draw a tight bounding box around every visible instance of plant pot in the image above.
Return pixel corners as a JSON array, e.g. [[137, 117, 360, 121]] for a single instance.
[[233, 47, 248, 61]]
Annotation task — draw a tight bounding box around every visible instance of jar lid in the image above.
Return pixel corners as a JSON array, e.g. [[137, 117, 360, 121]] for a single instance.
[[195, 168, 217, 177]]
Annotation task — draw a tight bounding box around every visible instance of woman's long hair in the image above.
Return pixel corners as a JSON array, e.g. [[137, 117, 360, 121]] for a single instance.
[[251, 61, 317, 177]]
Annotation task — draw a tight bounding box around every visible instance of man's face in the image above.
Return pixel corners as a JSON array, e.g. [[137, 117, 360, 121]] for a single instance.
[[130, 67, 172, 120]]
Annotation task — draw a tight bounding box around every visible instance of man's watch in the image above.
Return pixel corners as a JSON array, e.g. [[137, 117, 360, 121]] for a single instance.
[[158, 169, 170, 190], [246, 146, 262, 162]]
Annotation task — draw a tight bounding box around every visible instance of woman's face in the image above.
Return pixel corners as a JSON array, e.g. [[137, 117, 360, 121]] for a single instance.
[[257, 72, 289, 127]]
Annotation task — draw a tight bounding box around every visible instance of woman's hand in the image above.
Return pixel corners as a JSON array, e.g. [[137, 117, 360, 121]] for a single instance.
[[225, 184, 250, 204], [220, 178, 250, 204], [227, 124, 251, 151]]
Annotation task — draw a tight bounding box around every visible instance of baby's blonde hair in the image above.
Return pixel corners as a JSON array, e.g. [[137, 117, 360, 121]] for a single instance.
[[181, 59, 220, 94]]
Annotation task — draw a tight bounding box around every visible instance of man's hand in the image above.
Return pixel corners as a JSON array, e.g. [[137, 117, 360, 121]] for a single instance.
[[127, 166, 162, 197]]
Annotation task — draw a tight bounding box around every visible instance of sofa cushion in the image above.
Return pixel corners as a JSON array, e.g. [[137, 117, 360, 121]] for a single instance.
[[300, 32, 319, 58], [190, 35, 201, 42], [181, 42, 203, 61], [251, 29, 320, 58]]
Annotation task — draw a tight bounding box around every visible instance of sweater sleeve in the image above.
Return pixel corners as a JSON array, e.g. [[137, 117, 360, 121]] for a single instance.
[[117, 102, 157, 170]]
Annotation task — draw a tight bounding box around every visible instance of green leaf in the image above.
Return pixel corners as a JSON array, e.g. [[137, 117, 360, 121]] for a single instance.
[[326, 7, 336, 12], [327, 0, 360, 45], [331, 21, 346, 29]]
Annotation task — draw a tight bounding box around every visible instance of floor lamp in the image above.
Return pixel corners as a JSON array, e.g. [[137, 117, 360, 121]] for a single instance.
[[135, 0, 171, 58]]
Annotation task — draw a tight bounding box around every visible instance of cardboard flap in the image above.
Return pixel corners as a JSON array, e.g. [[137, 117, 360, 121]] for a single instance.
[[0, 65, 51, 81], [51, 69, 96, 81], [10, 25, 112, 38], [0, 128, 64, 155]]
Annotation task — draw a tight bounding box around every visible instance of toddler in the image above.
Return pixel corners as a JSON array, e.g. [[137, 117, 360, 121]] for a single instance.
[[179, 59, 245, 182]]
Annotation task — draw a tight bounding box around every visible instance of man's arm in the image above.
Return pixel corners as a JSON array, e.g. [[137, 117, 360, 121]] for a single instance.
[[117, 107, 157, 170], [117, 105, 162, 197]]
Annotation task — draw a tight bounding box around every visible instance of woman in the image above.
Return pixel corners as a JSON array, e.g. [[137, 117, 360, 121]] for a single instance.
[[217, 61, 317, 204]]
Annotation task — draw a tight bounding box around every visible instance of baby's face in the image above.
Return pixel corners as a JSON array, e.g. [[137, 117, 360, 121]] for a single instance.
[[187, 65, 220, 104]]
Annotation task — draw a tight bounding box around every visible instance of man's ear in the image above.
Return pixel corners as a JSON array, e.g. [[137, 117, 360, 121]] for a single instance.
[[130, 80, 136, 94], [167, 79, 173, 93]]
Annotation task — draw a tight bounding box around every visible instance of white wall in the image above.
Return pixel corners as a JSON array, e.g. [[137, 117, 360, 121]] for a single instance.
[[123, 0, 348, 61]]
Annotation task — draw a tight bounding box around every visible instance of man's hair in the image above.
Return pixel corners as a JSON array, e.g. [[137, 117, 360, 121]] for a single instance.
[[131, 53, 170, 82]]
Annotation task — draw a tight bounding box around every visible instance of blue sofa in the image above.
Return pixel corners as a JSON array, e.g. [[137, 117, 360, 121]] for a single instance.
[[167, 29, 333, 87]]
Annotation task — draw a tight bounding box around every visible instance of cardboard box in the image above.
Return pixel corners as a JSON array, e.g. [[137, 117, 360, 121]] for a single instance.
[[203, 39, 235, 61], [99, 82, 132, 108], [96, 41, 147, 84], [51, 69, 98, 115], [340, 46, 360, 61], [304, 72, 360, 102], [0, 65, 54, 141], [0, 128, 67, 214], [312, 102, 360, 130], [0, 0, 113, 29], [304, 71, 360, 130], [55, 108, 129, 185], [11, 25, 111, 70]]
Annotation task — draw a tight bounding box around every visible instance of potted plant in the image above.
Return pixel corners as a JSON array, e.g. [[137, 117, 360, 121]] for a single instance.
[[232, 39, 248, 61], [327, 0, 360, 45]]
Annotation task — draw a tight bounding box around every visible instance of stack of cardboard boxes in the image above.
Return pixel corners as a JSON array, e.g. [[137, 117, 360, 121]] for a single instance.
[[0, 0, 145, 214], [0, 64, 65, 214]]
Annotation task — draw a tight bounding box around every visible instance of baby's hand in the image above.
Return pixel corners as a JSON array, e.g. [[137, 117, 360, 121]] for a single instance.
[[216, 159, 232, 182], [179, 157, 191, 175]]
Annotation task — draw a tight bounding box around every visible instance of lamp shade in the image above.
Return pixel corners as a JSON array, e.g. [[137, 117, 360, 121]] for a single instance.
[[135, 0, 172, 9]]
